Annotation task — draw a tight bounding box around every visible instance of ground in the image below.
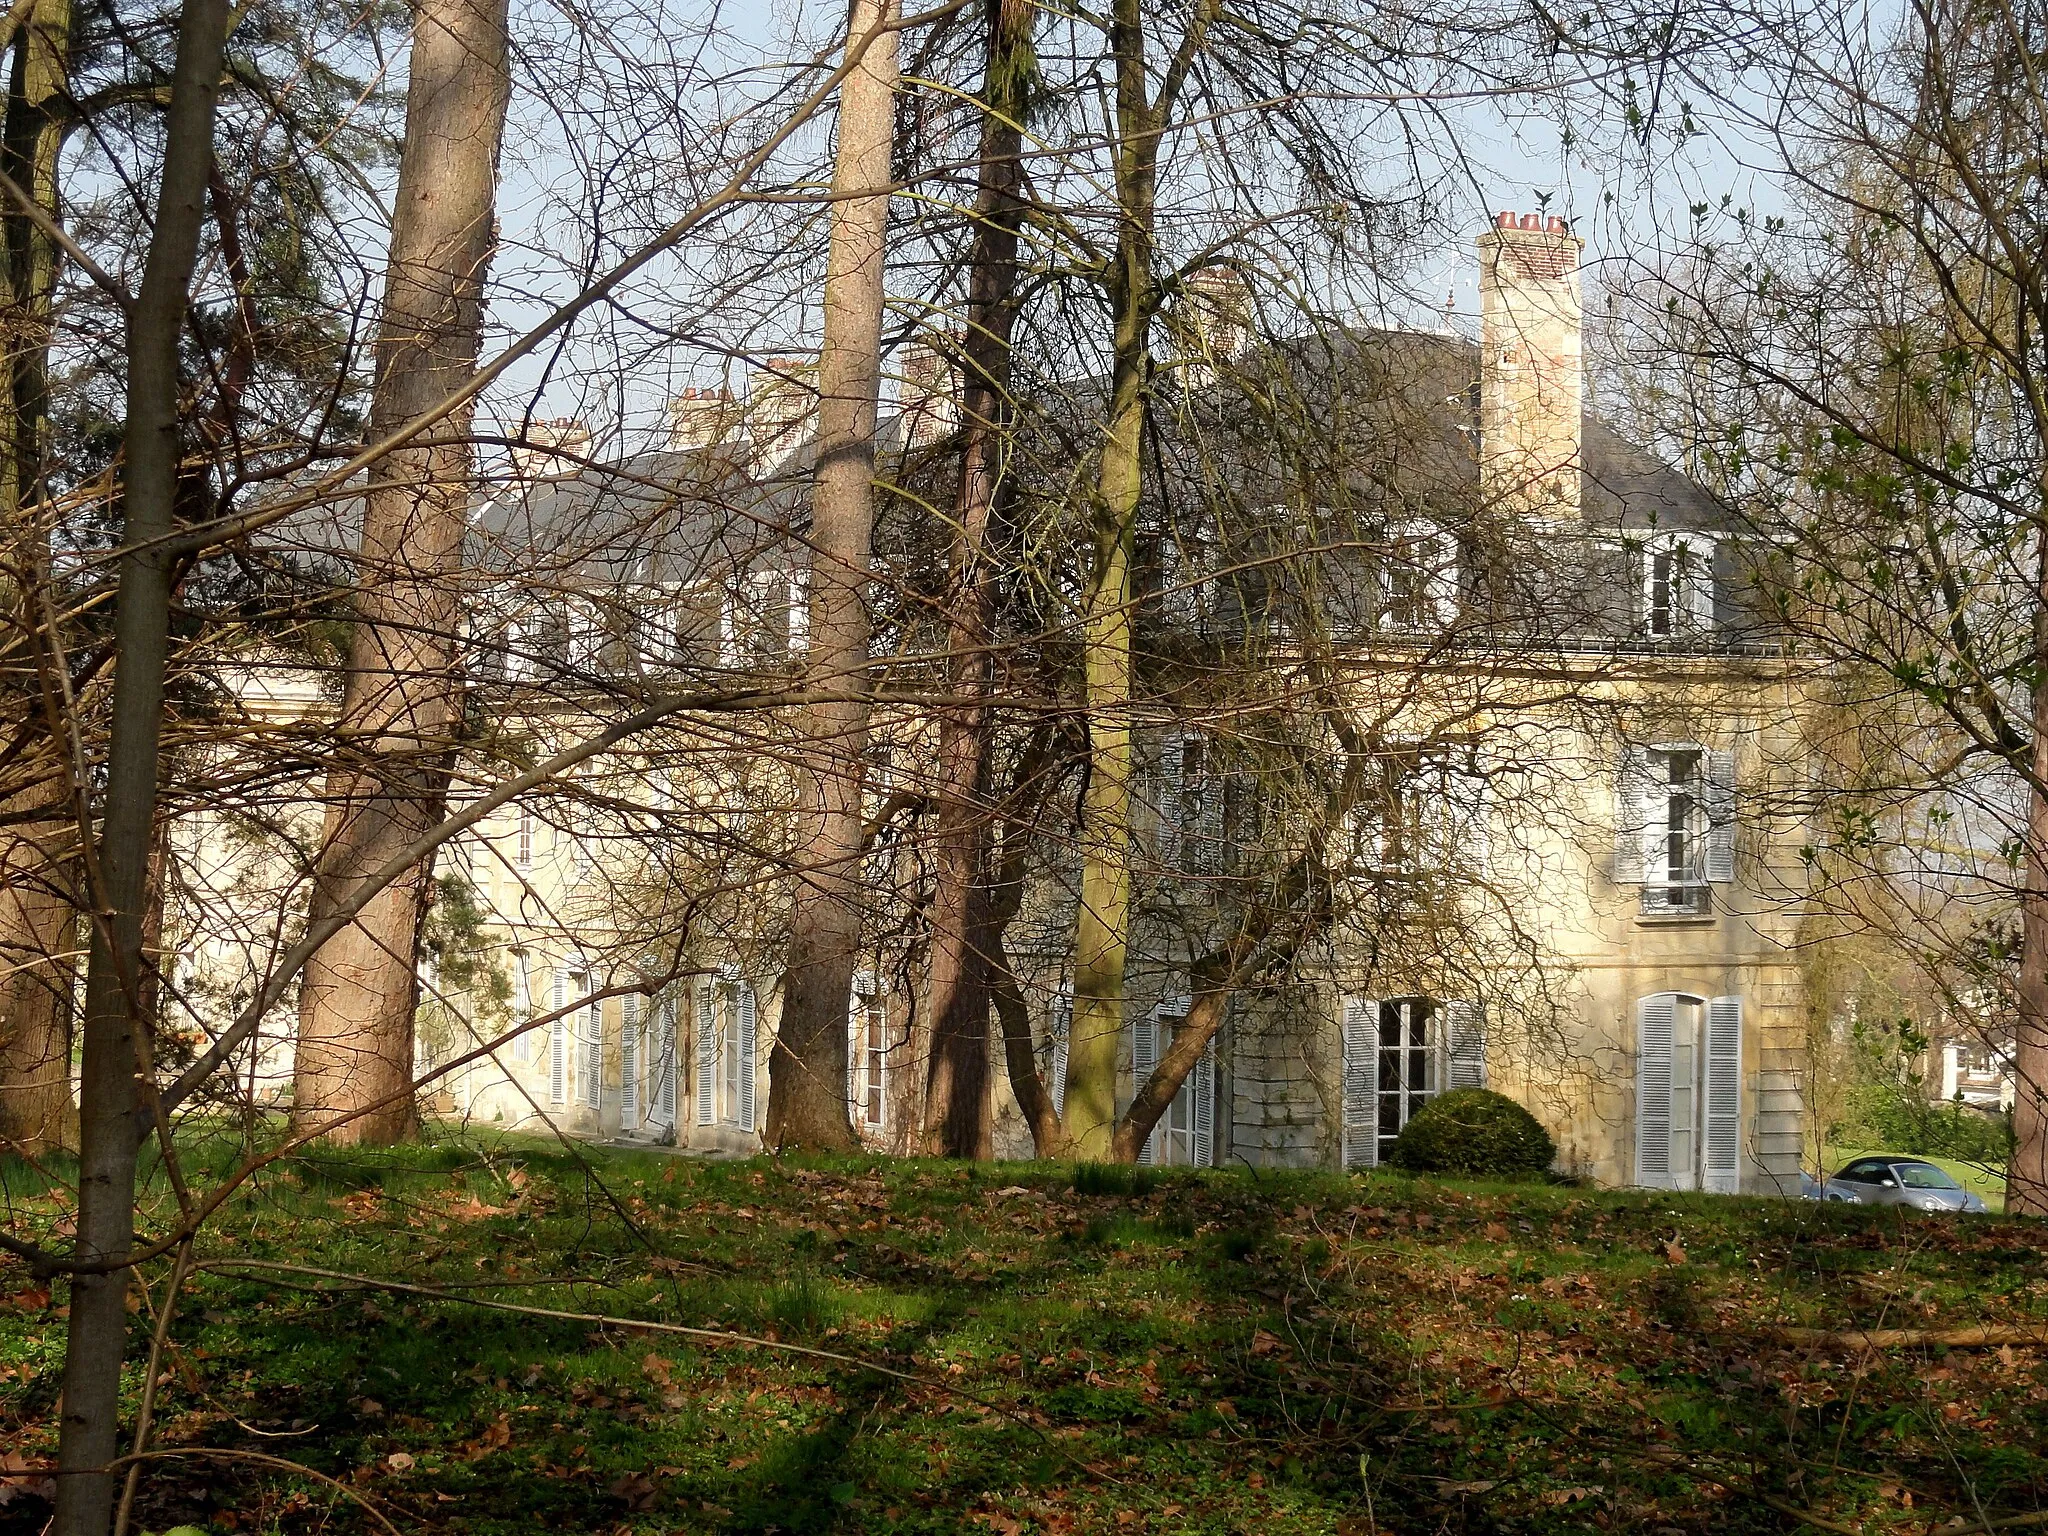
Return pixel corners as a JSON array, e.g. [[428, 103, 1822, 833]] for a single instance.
[[3, 1134, 2046, 1535]]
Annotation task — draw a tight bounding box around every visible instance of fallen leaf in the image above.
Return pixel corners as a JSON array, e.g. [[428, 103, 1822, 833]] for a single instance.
[[1664, 1239, 1687, 1265], [385, 1452, 415, 1473]]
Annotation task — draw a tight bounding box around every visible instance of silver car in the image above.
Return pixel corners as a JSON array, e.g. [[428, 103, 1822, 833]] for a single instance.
[[1820, 1156, 1988, 1213]]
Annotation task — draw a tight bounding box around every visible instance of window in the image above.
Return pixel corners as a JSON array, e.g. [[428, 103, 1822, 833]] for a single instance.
[[1615, 744, 1734, 914], [1348, 746, 1489, 880], [1379, 520, 1459, 631], [696, 976, 758, 1132], [516, 808, 534, 871], [1157, 733, 1227, 874], [501, 612, 534, 681], [720, 569, 803, 667], [565, 599, 606, 674], [1642, 532, 1715, 636], [1340, 996, 1484, 1168], [1897, 1162, 1959, 1191], [1635, 992, 1742, 1193], [1132, 994, 1214, 1166], [848, 976, 888, 1130]]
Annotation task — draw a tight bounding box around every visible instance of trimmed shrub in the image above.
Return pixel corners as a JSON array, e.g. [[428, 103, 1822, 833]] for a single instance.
[[1385, 1087, 1556, 1176]]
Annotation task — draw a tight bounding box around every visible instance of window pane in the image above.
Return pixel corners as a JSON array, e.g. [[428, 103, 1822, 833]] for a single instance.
[[1897, 1164, 1959, 1190]]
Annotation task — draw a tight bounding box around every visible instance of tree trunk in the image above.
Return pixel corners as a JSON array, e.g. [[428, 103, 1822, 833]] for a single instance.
[[0, 781, 76, 1151], [0, 0, 76, 1153], [2012, 551, 2048, 1218], [766, 0, 898, 1153], [290, 0, 510, 1147], [1067, 0, 1162, 1160], [921, 0, 1032, 1159], [53, 1, 233, 1529]]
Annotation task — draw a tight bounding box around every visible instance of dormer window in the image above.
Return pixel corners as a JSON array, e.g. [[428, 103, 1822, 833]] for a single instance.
[[1643, 532, 1715, 636], [1380, 520, 1459, 632]]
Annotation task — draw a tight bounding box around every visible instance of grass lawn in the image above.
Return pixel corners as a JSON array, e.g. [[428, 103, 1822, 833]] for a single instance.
[[1824, 1145, 2010, 1212], [4, 1133, 2048, 1535]]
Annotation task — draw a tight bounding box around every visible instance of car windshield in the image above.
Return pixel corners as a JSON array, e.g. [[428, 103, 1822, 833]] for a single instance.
[[1895, 1163, 1961, 1191]]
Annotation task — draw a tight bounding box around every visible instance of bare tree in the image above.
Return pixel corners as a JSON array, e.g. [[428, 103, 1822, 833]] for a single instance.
[[919, 0, 1035, 1157], [54, 3, 236, 1526], [290, 0, 513, 1146], [767, 0, 900, 1152]]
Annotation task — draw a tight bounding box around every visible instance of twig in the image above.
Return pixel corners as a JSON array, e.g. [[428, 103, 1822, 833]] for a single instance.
[[113, 1239, 195, 1536], [1769, 1326, 2048, 1350], [102, 1449, 402, 1536]]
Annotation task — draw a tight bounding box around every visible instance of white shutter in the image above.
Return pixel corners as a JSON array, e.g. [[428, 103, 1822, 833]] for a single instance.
[[584, 990, 603, 1109], [1132, 1009, 1161, 1165], [621, 994, 641, 1123], [1445, 758, 1490, 875], [787, 571, 810, 658], [1187, 744, 1225, 874], [1704, 995, 1743, 1194], [736, 983, 757, 1132], [1050, 986, 1071, 1116], [1191, 1032, 1216, 1168], [1687, 535, 1718, 629], [1443, 1000, 1486, 1088], [1426, 527, 1460, 627], [549, 969, 568, 1106], [511, 959, 531, 1062], [656, 997, 678, 1126], [695, 983, 717, 1126], [1635, 993, 1676, 1188], [1704, 749, 1736, 884], [1614, 747, 1653, 883], [1341, 996, 1379, 1169], [849, 972, 876, 1115], [1157, 736, 1184, 871]]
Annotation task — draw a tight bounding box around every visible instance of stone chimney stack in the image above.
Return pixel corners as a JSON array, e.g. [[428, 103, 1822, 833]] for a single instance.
[[1181, 266, 1252, 377], [1477, 211, 1583, 522], [746, 357, 818, 463], [508, 416, 591, 481], [898, 339, 959, 448], [667, 386, 742, 451]]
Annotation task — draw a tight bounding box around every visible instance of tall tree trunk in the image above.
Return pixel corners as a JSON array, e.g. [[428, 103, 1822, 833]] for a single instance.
[[2012, 545, 2048, 1218], [766, 0, 898, 1153], [0, 0, 76, 1152], [1066, 0, 1164, 1160], [53, 1, 233, 1529], [290, 0, 510, 1147], [921, 0, 1033, 1159]]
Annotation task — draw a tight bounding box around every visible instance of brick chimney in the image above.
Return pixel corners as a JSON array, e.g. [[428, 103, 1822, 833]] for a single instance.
[[508, 416, 591, 481], [1476, 212, 1583, 521]]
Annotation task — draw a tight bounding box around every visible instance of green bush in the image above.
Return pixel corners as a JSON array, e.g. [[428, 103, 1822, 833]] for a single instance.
[[1385, 1088, 1556, 1176], [1836, 1085, 2013, 1163]]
